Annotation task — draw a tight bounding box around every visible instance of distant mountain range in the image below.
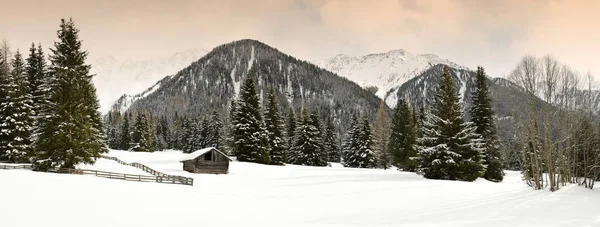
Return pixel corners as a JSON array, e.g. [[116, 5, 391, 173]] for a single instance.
[[91, 48, 208, 112], [316, 49, 468, 107]]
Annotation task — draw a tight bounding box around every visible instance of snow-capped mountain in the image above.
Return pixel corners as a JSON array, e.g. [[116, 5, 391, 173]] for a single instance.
[[91, 48, 208, 112], [110, 39, 383, 133], [316, 49, 468, 107]]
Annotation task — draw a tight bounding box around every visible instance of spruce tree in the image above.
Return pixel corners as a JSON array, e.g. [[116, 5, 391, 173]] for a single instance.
[[34, 19, 107, 169], [341, 114, 360, 167], [389, 98, 417, 171], [289, 110, 327, 166], [119, 113, 131, 150], [0, 52, 8, 161], [373, 101, 392, 169], [171, 112, 185, 150], [193, 118, 210, 150], [148, 114, 158, 151], [308, 111, 327, 165], [230, 70, 270, 164], [470, 67, 504, 182], [207, 111, 222, 149], [345, 118, 376, 168], [107, 127, 119, 149], [264, 88, 286, 165], [286, 108, 296, 156], [26, 43, 49, 126], [155, 115, 170, 150], [0, 51, 35, 162], [181, 118, 195, 153], [417, 67, 485, 181], [323, 117, 340, 162], [132, 112, 153, 152], [224, 101, 237, 154], [417, 106, 425, 136]]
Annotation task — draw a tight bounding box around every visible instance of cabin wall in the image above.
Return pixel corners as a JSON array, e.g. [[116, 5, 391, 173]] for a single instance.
[[193, 160, 229, 174], [183, 160, 196, 172]]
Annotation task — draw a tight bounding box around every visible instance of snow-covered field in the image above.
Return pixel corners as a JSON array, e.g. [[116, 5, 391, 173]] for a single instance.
[[2, 149, 600, 227]]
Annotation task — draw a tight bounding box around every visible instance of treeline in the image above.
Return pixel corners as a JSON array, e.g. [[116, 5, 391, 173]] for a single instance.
[[0, 19, 106, 170], [509, 55, 600, 190], [104, 110, 223, 153], [226, 64, 505, 183]]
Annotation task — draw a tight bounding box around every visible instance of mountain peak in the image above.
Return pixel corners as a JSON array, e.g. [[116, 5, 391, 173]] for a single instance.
[[111, 39, 382, 136], [316, 49, 469, 107]]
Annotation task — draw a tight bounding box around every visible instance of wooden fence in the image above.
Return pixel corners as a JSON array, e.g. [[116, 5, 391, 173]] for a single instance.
[[100, 155, 193, 186], [0, 164, 33, 170], [0, 160, 193, 186], [47, 168, 194, 185]]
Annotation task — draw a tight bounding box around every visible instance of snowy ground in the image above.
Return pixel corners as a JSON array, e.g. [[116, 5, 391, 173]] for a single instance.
[[2, 149, 600, 227]]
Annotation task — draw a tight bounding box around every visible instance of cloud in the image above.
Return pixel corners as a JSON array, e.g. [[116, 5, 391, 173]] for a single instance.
[[2, 0, 599, 80]]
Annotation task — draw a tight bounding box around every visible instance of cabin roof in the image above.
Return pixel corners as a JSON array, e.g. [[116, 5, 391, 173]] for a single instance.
[[179, 147, 232, 162]]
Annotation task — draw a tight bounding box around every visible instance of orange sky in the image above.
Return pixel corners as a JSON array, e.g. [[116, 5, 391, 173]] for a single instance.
[[2, 0, 599, 79]]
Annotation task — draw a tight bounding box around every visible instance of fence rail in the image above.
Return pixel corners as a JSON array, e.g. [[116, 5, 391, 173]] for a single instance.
[[100, 155, 193, 186], [46, 168, 194, 185], [0, 158, 193, 186], [0, 164, 33, 170]]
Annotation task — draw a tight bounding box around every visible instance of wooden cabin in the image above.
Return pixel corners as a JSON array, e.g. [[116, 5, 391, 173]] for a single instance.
[[180, 147, 232, 174]]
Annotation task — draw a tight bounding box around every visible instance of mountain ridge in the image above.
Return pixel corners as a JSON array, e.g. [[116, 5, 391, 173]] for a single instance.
[[316, 49, 469, 107], [111, 39, 384, 134]]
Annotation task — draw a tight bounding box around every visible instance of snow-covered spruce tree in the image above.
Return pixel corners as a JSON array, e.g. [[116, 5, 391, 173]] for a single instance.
[[192, 117, 210, 151], [107, 127, 119, 149], [34, 19, 107, 170], [373, 100, 392, 169], [347, 118, 377, 168], [132, 112, 154, 152], [417, 66, 485, 182], [223, 100, 237, 155], [230, 69, 270, 164], [470, 67, 504, 182], [341, 114, 360, 167], [181, 118, 195, 154], [389, 98, 417, 171], [418, 106, 425, 133], [0, 52, 7, 161], [0, 51, 35, 162], [264, 88, 286, 165], [155, 115, 171, 151], [105, 111, 120, 149], [170, 112, 185, 150], [119, 113, 131, 150], [26, 43, 49, 128], [206, 111, 222, 149], [308, 111, 327, 166], [285, 108, 296, 158], [288, 110, 327, 166], [323, 116, 340, 162]]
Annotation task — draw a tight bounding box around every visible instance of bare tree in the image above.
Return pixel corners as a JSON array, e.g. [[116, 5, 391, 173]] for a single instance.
[[509, 54, 600, 191], [509, 55, 543, 189], [0, 38, 11, 73]]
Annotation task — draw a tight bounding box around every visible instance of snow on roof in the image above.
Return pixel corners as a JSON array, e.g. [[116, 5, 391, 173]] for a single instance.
[[179, 147, 232, 162]]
